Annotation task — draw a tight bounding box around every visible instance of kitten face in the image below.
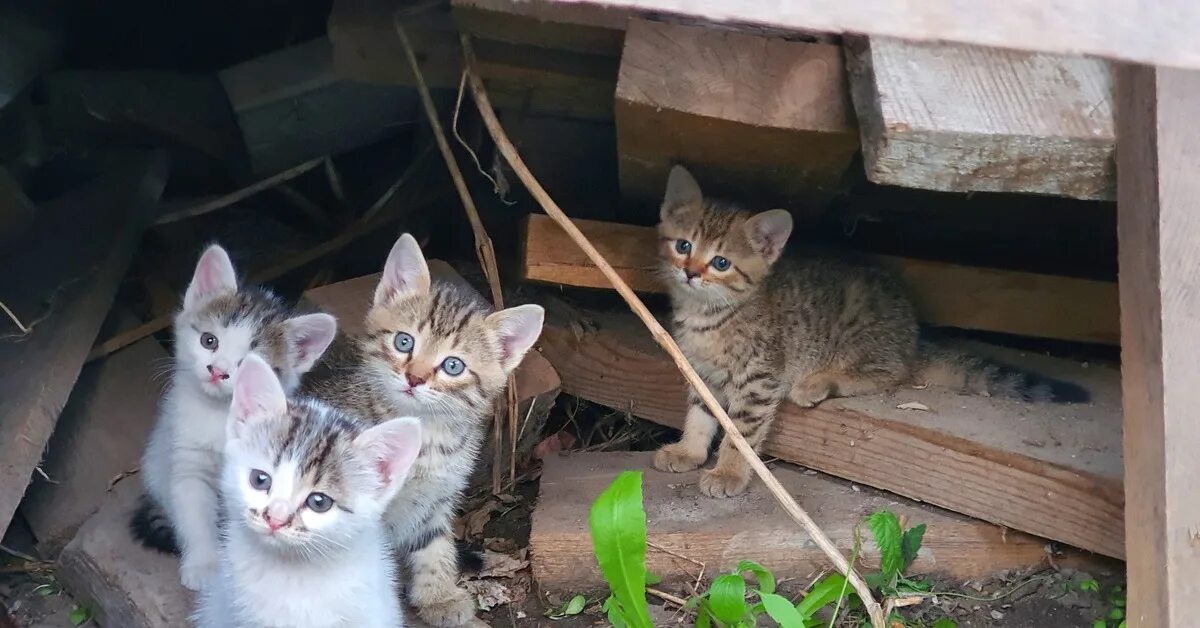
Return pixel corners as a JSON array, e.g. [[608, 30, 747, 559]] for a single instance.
[[361, 234, 544, 417], [174, 245, 337, 398], [223, 354, 421, 557], [657, 166, 793, 302]]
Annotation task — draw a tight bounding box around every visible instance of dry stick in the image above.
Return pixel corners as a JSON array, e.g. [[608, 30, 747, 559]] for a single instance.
[[155, 158, 324, 225], [394, 15, 519, 495], [459, 35, 886, 628]]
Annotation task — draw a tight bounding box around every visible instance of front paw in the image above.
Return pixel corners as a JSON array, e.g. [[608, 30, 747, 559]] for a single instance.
[[415, 586, 481, 627], [699, 467, 750, 498], [653, 442, 706, 473], [179, 552, 219, 591]]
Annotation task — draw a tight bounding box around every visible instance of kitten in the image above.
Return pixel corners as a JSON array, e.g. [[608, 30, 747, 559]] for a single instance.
[[301, 233, 544, 627], [194, 353, 421, 628], [652, 166, 1089, 498], [132, 244, 337, 591]]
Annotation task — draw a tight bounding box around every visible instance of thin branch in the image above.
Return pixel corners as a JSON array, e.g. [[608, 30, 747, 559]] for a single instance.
[[452, 71, 515, 206], [154, 158, 324, 225], [459, 34, 886, 628]]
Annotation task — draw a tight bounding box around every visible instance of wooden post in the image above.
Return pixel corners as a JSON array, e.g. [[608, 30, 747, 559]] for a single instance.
[[1116, 64, 1200, 627]]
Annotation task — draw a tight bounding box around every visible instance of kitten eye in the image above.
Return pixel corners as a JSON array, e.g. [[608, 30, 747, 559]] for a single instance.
[[441, 357, 466, 376], [200, 332, 219, 351], [248, 469, 272, 492], [674, 239, 692, 255], [710, 256, 732, 271], [305, 492, 333, 513], [394, 332, 415, 354]]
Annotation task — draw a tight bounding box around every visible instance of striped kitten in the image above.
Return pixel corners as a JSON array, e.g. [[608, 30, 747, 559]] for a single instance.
[[133, 245, 337, 590], [301, 234, 544, 628], [653, 166, 1089, 498], [194, 353, 421, 628]]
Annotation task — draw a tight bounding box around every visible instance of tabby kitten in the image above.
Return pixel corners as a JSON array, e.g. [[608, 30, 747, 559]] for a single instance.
[[133, 245, 337, 590], [194, 353, 421, 628], [301, 233, 544, 627], [652, 166, 1089, 498]]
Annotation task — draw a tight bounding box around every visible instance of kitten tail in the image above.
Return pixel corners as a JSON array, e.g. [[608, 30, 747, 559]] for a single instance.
[[915, 342, 1090, 404], [129, 494, 180, 554]]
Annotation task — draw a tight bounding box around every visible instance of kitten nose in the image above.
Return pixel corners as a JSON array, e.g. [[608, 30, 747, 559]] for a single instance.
[[684, 268, 701, 280], [264, 503, 292, 531], [405, 372, 426, 388], [207, 365, 230, 381]]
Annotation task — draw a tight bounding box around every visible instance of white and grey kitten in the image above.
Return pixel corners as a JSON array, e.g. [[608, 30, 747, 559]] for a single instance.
[[132, 244, 337, 591], [194, 353, 421, 628]]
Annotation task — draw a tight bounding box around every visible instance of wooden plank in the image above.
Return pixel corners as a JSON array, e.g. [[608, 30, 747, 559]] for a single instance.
[[845, 37, 1114, 200], [1115, 65, 1200, 627], [522, 214, 1120, 345], [615, 19, 857, 212], [466, 0, 1200, 70], [452, 0, 625, 56], [0, 153, 169, 535], [532, 451, 1050, 591], [538, 308, 1125, 558]]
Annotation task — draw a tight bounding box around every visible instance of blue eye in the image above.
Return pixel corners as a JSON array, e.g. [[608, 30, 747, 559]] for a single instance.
[[710, 256, 732, 271], [249, 469, 272, 492], [674, 240, 692, 255], [305, 492, 333, 513], [394, 332, 415, 353], [441, 357, 466, 376]]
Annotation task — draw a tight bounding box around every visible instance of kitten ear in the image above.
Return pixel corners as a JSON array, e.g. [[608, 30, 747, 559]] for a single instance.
[[486, 304, 545, 374], [184, 245, 238, 310], [284, 313, 337, 375], [743, 209, 793, 264], [355, 417, 422, 502], [661, 165, 702, 222], [228, 353, 287, 440], [374, 233, 431, 306]]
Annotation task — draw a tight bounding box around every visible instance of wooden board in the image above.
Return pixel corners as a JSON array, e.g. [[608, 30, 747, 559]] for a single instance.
[[615, 19, 857, 213], [463, 0, 1200, 70], [532, 451, 1050, 591], [522, 214, 1120, 345], [453, 0, 625, 56], [845, 37, 1114, 200], [537, 308, 1125, 558], [0, 153, 169, 536], [1114, 65, 1200, 627]]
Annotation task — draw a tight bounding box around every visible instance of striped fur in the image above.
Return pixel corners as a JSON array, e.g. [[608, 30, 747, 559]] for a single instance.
[[652, 166, 1089, 498], [301, 234, 543, 627]]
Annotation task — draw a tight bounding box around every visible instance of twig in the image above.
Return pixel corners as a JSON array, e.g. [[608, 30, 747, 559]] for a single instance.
[[647, 587, 692, 612], [154, 158, 324, 225], [0, 544, 38, 563], [452, 72, 515, 206], [459, 34, 886, 628], [0, 277, 80, 342], [275, 184, 332, 229], [324, 157, 347, 205], [0, 300, 31, 334], [362, 140, 435, 225], [395, 15, 518, 495], [648, 541, 706, 595]]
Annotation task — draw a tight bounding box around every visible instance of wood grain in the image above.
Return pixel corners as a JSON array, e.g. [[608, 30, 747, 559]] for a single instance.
[[461, 0, 1200, 70], [523, 213, 1120, 344], [1115, 64, 1200, 627], [615, 19, 858, 212], [846, 37, 1114, 200], [532, 451, 1050, 591], [539, 309, 1125, 557]]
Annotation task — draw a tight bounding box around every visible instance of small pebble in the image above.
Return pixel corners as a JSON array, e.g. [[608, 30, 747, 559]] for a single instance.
[[990, 610, 1004, 620]]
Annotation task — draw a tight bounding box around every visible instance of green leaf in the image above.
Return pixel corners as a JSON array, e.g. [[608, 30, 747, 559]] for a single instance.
[[695, 600, 714, 628], [588, 471, 654, 628], [736, 560, 776, 595], [708, 574, 748, 625], [69, 606, 91, 626], [547, 594, 587, 618], [900, 523, 926, 569], [603, 595, 628, 628], [867, 510, 904, 577], [645, 571, 662, 586], [930, 619, 957, 628], [795, 573, 848, 618], [759, 592, 805, 628], [864, 571, 888, 590], [1110, 608, 1125, 620], [1091, 620, 1106, 628], [1079, 579, 1100, 593]]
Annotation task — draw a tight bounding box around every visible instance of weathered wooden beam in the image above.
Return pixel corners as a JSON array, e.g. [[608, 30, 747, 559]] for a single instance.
[[453, 0, 625, 56], [845, 37, 1115, 200], [616, 19, 858, 213], [1115, 64, 1200, 627], [532, 452, 1050, 591], [0, 153, 169, 535], [468, 0, 1200, 70], [538, 309, 1124, 558], [522, 214, 1121, 345]]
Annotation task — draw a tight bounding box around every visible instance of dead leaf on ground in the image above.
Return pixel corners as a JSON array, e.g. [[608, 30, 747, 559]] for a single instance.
[[533, 431, 578, 460], [896, 401, 931, 411], [454, 499, 500, 540], [475, 549, 529, 579], [484, 537, 518, 554], [463, 579, 514, 611]]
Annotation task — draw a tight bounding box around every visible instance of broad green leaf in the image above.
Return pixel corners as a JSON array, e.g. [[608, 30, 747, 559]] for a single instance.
[[896, 576, 932, 593], [930, 619, 957, 628], [735, 560, 776, 594], [646, 571, 662, 586], [708, 574, 748, 625], [588, 472, 654, 628], [696, 601, 714, 628], [760, 592, 805, 628], [867, 510, 904, 577], [900, 523, 926, 570], [795, 573, 848, 618], [1110, 608, 1125, 620], [1079, 579, 1100, 593], [864, 571, 888, 590], [560, 595, 586, 616], [603, 595, 628, 628], [1091, 620, 1106, 628], [69, 606, 91, 626]]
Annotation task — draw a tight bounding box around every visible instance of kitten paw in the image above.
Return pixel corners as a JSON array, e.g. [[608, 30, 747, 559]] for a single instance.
[[415, 587, 479, 627], [699, 467, 750, 498], [653, 443, 706, 473], [179, 554, 218, 591]]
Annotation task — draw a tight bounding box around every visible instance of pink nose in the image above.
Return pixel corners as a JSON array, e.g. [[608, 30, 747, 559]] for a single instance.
[[207, 365, 229, 382], [264, 502, 291, 531], [405, 372, 425, 388]]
